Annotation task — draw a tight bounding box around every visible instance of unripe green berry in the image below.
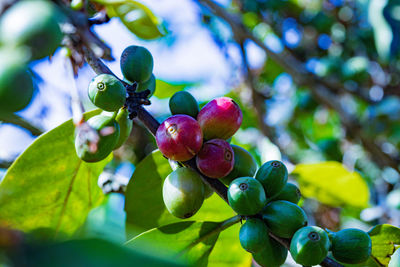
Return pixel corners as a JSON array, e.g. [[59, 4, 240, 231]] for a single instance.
[[136, 74, 156, 97], [88, 74, 126, 112], [252, 236, 288, 267], [113, 107, 133, 149], [239, 218, 268, 253], [255, 160, 288, 199], [120, 46, 153, 83], [270, 182, 301, 204], [169, 91, 199, 119]]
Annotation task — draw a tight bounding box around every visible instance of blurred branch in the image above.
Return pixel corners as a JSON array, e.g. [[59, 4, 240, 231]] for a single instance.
[[0, 113, 43, 136], [197, 0, 400, 174], [0, 160, 13, 169]]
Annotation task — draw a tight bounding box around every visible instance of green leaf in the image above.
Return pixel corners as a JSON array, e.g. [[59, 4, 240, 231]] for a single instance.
[[97, 0, 165, 40], [292, 161, 370, 208], [369, 224, 400, 266], [125, 216, 240, 266], [0, 110, 111, 237], [154, 80, 193, 99]]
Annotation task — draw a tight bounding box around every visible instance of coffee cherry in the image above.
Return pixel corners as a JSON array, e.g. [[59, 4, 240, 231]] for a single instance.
[[0, 49, 34, 112], [136, 74, 156, 98], [290, 226, 330, 266], [220, 145, 257, 185], [330, 228, 372, 264], [75, 115, 120, 162], [270, 182, 301, 204], [88, 74, 126, 112], [196, 139, 234, 178], [239, 218, 268, 253], [169, 91, 199, 119], [389, 248, 400, 267], [162, 168, 204, 219], [252, 235, 288, 267], [255, 160, 288, 199], [203, 182, 214, 198], [156, 115, 202, 161], [120, 45, 153, 83], [0, 0, 63, 60], [197, 97, 242, 140], [227, 177, 267, 215], [261, 200, 307, 238], [114, 107, 133, 149]]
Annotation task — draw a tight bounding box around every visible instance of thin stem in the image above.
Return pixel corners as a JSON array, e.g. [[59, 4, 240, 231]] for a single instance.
[[0, 112, 43, 136]]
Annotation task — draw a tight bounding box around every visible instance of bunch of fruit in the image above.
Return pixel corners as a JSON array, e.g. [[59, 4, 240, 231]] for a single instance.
[[0, 0, 64, 113], [157, 92, 372, 266], [75, 45, 155, 162]]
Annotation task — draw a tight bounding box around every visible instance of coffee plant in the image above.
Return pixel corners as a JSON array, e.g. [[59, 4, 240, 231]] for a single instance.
[[0, 0, 400, 266]]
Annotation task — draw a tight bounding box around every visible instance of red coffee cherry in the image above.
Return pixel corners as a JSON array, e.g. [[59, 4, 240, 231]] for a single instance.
[[196, 139, 234, 178], [197, 97, 243, 140], [156, 115, 203, 161]]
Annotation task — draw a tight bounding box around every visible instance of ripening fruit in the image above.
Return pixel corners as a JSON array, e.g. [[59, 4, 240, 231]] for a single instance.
[[156, 115, 203, 161], [162, 168, 204, 219], [75, 115, 120, 162], [270, 182, 301, 204], [227, 177, 267, 215], [197, 97, 243, 140], [88, 74, 126, 112], [220, 145, 257, 185], [290, 226, 330, 266], [330, 228, 372, 264], [136, 74, 156, 97], [389, 248, 400, 267], [120, 46, 153, 83], [196, 139, 234, 178], [239, 218, 269, 253], [0, 49, 34, 112], [0, 0, 63, 60], [169, 91, 199, 119], [261, 200, 308, 238], [114, 107, 133, 149], [255, 160, 288, 199], [203, 182, 214, 198], [252, 235, 288, 267]]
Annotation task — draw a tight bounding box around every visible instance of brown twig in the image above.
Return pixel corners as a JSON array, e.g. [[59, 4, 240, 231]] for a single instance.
[[0, 112, 43, 136]]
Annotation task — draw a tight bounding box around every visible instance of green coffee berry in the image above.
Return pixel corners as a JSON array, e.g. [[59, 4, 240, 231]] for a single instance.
[[252, 235, 288, 267], [203, 182, 214, 199], [75, 115, 120, 162], [169, 91, 199, 118], [114, 107, 133, 149], [136, 74, 156, 97], [255, 160, 288, 198], [88, 74, 126, 112], [227, 177, 267, 215], [261, 200, 307, 238], [389, 248, 400, 267], [220, 145, 258, 186], [270, 182, 301, 204], [120, 45, 153, 83], [239, 218, 268, 253], [162, 168, 204, 219], [330, 228, 372, 264], [290, 226, 330, 266]]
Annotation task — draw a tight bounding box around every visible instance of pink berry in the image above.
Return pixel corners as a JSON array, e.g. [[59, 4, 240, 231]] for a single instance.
[[156, 115, 203, 161], [197, 97, 243, 140], [196, 139, 234, 178]]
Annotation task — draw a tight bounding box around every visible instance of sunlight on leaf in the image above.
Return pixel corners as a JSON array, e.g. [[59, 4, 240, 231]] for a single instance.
[[369, 224, 400, 266]]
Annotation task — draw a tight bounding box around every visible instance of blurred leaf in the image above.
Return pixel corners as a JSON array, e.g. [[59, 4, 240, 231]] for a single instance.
[[369, 224, 400, 266], [154, 80, 194, 99], [369, 0, 392, 62], [0, 110, 110, 236], [126, 217, 240, 266], [97, 0, 165, 40], [292, 161, 370, 208]]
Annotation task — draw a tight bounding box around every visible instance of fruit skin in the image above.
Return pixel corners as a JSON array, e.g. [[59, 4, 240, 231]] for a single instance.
[[389, 248, 400, 267], [75, 115, 120, 162], [269, 182, 301, 204], [113, 107, 133, 149], [290, 226, 330, 266], [196, 139, 234, 178], [120, 46, 153, 83], [0, 0, 63, 60], [252, 234, 288, 267], [88, 74, 126, 112], [255, 160, 288, 199], [261, 200, 308, 238], [0, 49, 34, 112], [136, 74, 156, 97], [239, 218, 268, 253], [162, 168, 204, 219], [156, 115, 203, 161], [220, 145, 257, 185], [197, 97, 243, 140], [227, 177, 267, 215], [203, 182, 214, 198], [330, 228, 372, 264], [169, 91, 199, 119]]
